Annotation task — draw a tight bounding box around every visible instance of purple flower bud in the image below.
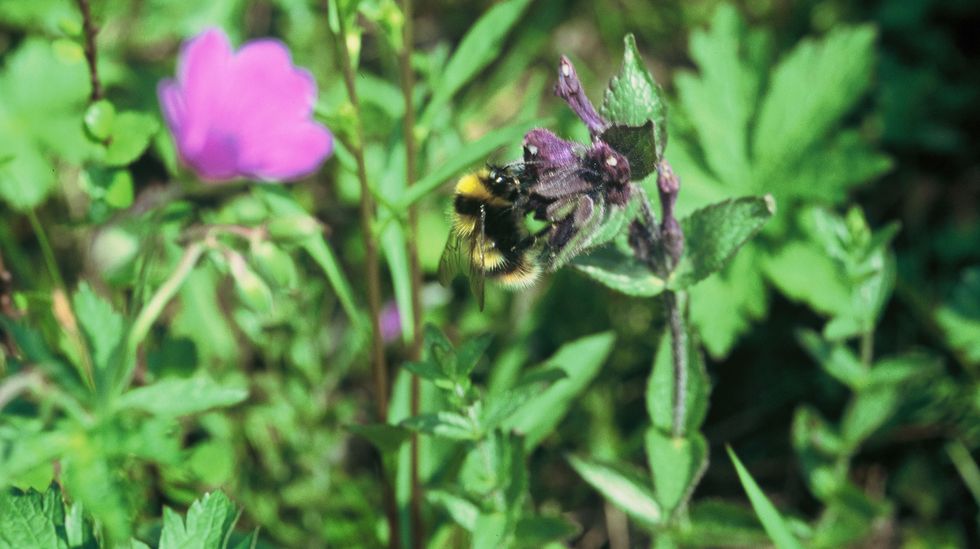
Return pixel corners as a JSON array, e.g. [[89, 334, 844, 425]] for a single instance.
[[523, 128, 578, 174], [554, 55, 608, 136], [583, 141, 631, 206], [657, 161, 684, 265], [158, 28, 333, 183], [379, 301, 402, 344]]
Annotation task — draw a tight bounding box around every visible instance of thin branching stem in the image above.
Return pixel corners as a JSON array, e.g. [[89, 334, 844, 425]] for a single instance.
[[75, 0, 102, 102], [328, 4, 400, 547], [330, 3, 389, 419], [397, 0, 425, 546]]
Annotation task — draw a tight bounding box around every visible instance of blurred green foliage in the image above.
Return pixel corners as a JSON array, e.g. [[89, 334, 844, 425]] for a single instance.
[[1, 0, 979, 547]]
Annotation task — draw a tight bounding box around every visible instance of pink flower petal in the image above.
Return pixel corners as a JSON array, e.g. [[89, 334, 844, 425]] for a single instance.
[[158, 28, 333, 183], [238, 121, 333, 181]]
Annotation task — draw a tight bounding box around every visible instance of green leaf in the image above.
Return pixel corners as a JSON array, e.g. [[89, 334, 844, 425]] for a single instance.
[[0, 39, 93, 210], [257, 186, 365, 330], [600, 34, 668, 170], [61, 450, 129, 542], [753, 26, 877, 178], [670, 195, 775, 289], [647, 327, 709, 434], [402, 360, 446, 382], [84, 99, 115, 141], [399, 118, 545, 208], [600, 122, 659, 181], [688, 246, 768, 359], [116, 376, 247, 417], [346, 423, 413, 454], [764, 242, 851, 318], [400, 412, 479, 440], [573, 244, 665, 296], [420, 0, 532, 126], [456, 334, 493, 379], [797, 329, 866, 390], [567, 455, 662, 527], [673, 4, 764, 189], [514, 515, 579, 546], [645, 429, 708, 514], [504, 332, 615, 449], [72, 282, 125, 381], [727, 448, 804, 549], [865, 354, 940, 388], [0, 485, 68, 549], [105, 112, 158, 166], [158, 491, 239, 549], [682, 500, 768, 547], [472, 512, 510, 549], [840, 387, 900, 448], [428, 490, 479, 531]]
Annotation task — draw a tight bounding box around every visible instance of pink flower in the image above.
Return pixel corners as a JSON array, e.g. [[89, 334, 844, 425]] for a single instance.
[[158, 28, 332, 182]]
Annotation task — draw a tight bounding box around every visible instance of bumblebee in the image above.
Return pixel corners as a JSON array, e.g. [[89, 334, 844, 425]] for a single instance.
[[438, 165, 541, 310]]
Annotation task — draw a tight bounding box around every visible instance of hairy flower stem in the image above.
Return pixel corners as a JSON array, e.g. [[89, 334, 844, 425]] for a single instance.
[[75, 0, 102, 102], [329, 5, 399, 547], [397, 0, 425, 545], [665, 290, 688, 437]]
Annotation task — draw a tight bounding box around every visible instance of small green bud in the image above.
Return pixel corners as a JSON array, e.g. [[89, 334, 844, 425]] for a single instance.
[[266, 214, 322, 243], [84, 100, 116, 141], [250, 240, 299, 288], [228, 253, 274, 314]]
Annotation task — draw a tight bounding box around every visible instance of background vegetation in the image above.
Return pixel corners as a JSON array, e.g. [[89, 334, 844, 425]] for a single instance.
[[1, 0, 978, 547]]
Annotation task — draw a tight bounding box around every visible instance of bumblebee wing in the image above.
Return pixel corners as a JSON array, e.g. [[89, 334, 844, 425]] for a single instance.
[[438, 231, 466, 287], [469, 205, 487, 311]]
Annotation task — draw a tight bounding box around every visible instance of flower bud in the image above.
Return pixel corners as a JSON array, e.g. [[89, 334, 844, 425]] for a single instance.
[[266, 214, 322, 243]]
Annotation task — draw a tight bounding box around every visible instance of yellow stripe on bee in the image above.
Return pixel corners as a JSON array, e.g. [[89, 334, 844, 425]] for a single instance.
[[477, 244, 506, 270], [496, 260, 541, 288], [455, 171, 510, 207], [453, 214, 477, 237]]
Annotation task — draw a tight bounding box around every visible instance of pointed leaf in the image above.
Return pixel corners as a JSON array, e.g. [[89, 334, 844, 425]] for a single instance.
[[567, 455, 662, 527], [117, 376, 247, 417], [645, 429, 709, 514], [670, 195, 775, 289], [727, 448, 804, 549]]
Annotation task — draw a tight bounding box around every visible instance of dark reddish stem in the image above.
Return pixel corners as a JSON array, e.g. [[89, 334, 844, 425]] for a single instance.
[[75, 0, 102, 102]]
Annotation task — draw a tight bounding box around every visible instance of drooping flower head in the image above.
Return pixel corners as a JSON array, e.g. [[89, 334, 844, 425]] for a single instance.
[[158, 28, 333, 182]]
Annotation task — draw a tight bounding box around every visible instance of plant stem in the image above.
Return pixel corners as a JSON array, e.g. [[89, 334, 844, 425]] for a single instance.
[[397, 0, 425, 546], [75, 0, 102, 102], [328, 5, 399, 547], [27, 210, 66, 291], [330, 2, 389, 419], [665, 290, 688, 437], [122, 241, 205, 389], [860, 329, 874, 367]]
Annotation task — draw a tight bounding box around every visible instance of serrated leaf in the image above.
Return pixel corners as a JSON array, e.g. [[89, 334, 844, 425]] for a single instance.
[[105, 112, 158, 166], [764, 242, 851, 318], [600, 34, 667, 167], [647, 328, 709, 434], [567, 455, 662, 527], [116, 376, 247, 417], [61, 449, 129, 542], [402, 360, 446, 382], [645, 429, 708, 514], [573, 245, 665, 297], [727, 448, 805, 549], [688, 247, 768, 359], [72, 282, 124, 380], [674, 4, 763, 189], [401, 412, 479, 440], [670, 196, 775, 289], [456, 334, 493, 379], [753, 26, 877, 177], [346, 423, 412, 454], [504, 332, 614, 449], [0, 485, 68, 549], [159, 491, 238, 549]]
